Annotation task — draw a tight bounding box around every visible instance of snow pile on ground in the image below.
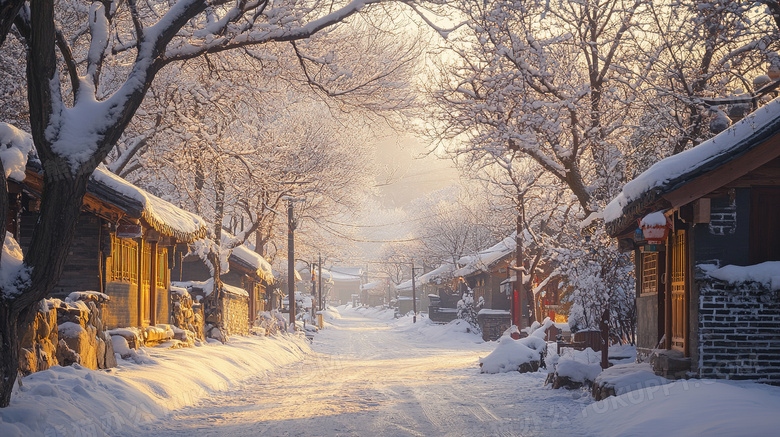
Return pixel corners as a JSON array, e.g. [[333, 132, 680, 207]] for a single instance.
[[592, 362, 669, 397], [393, 315, 484, 345], [320, 306, 341, 320], [0, 334, 311, 437], [344, 305, 396, 320], [479, 320, 551, 373], [554, 348, 603, 384], [582, 379, 780, 436]]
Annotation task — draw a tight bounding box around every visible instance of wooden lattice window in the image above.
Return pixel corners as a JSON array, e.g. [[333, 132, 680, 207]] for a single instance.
[[155, 247, 168, 289], [641, 252, 659, 295], [110, 235, 138, 284]]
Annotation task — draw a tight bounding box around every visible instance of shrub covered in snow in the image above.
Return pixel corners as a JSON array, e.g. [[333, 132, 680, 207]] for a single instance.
[[479, 319, 552, 373]]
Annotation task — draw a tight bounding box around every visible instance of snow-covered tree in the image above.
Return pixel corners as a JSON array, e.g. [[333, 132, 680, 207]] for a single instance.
[[0, 0, 452, 408]]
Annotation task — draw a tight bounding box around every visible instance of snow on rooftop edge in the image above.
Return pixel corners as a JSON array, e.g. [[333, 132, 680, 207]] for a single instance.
[[91, 167, 208, 242], [604, 97, 780, 224]]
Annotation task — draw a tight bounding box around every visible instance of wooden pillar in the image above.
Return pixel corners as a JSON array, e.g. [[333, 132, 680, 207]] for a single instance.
[[136, 238, 144, 327], [150, 241, 158, 326]]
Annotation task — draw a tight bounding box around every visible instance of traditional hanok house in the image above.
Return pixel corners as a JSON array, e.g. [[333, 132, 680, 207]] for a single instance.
[[329, 266, 364, 305], [604, 97, 780, 381], [16, 165, 208, 331], [171, 234, 274, 335], [454, 234, 515, 340]]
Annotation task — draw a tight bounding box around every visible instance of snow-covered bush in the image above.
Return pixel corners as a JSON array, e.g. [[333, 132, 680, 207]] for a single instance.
[[457, 285, 483, 333], [555, 229, 636, 343], [479, 319, 552, 373]]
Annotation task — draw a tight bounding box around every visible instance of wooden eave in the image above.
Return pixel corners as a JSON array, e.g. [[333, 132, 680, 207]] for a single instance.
[[607, 113, 780, 238]]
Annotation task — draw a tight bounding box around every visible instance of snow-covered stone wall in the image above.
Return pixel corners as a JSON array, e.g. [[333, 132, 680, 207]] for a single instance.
[[698, 278, 780, 383], [222, 293, 249, 336]]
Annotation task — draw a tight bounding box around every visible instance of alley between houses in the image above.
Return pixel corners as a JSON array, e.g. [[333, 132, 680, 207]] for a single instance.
[[121, 309, 593, 437]]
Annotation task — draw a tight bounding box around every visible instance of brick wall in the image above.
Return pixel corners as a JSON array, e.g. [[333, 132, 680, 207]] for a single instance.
[[698, 277, 780, 384]]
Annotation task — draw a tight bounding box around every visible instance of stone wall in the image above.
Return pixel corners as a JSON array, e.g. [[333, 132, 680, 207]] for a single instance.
[[698, 277, 780, 383], [222, 292, 249, 336], [170, 286, 203, 340], [20, 293, 116, 376], [477, 311, 512, 342]]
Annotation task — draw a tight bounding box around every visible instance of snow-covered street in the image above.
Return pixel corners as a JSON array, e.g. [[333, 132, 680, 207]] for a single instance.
[[122, 308, 591, 437]]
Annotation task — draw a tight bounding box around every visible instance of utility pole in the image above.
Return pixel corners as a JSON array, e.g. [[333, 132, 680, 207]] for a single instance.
[[287, 199, 296, 331], [318, 253, 323, 312], [411, 261, 417, 323]]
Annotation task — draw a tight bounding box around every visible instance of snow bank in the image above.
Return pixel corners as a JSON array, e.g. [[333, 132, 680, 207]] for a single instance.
[[593, 362, 669, 397], [555, 354, 602, 384], [393, 315, 484, 345], [581, 379, 780, 436], [0, 334, 311, 437], [479, 320, 551, 373]]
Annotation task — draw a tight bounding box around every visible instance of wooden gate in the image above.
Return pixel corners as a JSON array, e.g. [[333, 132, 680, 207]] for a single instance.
[[670, 229, 687, 352]]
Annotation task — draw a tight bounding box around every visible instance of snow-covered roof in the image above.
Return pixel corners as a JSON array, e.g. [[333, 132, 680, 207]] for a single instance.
[[605, 97, 780, 235], [360, 281, 383, 290], [329, 266, 363, 283], [229, 245, 274, 284], [418, 263, 455, 285], [396, 279, 414, 291], [454, 233, 517, 277], [219, 232, 274, 284], [222, 283, 249, 297], [90, 167, 208, 242]]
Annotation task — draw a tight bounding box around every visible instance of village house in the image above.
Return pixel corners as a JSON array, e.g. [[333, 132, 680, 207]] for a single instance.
[[422, 263, 460, 323], [14, 165, 208, 333], [605, 98, 780, 382], [360, 280, 389, 307], [453, 235, 515, 341], [328, 266, 364, 305], [171, 235, 275, 337]]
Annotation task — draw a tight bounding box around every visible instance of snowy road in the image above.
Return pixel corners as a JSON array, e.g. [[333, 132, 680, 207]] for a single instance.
[[127, 309, 594, 437]]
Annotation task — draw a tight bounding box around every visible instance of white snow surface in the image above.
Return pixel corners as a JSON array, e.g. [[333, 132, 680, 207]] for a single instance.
[[604, 97, 780, 223], [582, 379, 780, 436], [3, 307, 780, 436], [705, 261, 780, 290], [593, 362, 669, 396], [0, 334, 310, 437], [0, 122, 33, 181]]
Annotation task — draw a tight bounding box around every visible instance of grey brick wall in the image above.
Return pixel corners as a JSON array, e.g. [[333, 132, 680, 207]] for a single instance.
[[698, 277, 780, 384]]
